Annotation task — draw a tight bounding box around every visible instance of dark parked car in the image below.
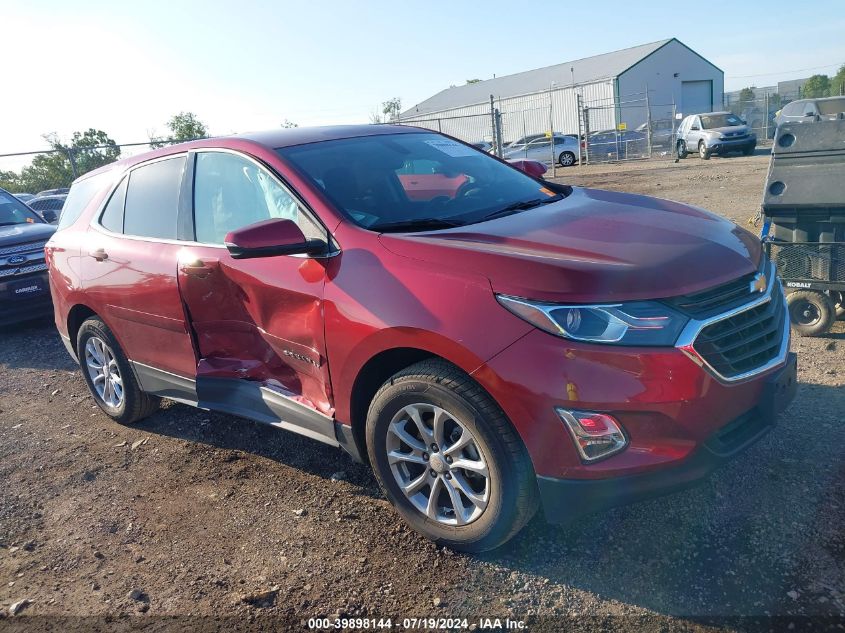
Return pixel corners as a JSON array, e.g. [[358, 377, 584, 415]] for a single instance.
[[775, 96, 845, 127], [27, 194, 66, 223], [47, 126, 795, 551], [0, 187, 55, 325], [35, 187, 70, 197], [583, 129, 647, 160], [676, 111, 756, 159]]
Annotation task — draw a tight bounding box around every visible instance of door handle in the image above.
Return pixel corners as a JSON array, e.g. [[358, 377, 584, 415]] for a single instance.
[[179, 258, 218, 278], [89, 248, 108, 261]]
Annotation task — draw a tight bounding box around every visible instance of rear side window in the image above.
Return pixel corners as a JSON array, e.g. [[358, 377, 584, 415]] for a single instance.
[[817, 98, 845, 115], [124, 156, 185, 240], [100, 177, 127, 233], [57, 172, 113, 231]]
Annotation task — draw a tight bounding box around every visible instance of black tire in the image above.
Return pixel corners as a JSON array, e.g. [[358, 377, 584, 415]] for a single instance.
[[787, 290, 835, 337], [365, 359, 538, 552], [558, 151, 576, 167], [699, 141, 711, 160], [677, 140, 688, 159], [77, 317, 160, 424]]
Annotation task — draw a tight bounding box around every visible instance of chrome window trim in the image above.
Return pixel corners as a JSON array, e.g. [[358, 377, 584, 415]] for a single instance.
[[675, 260, 790, 384], [89, 148, 340, 258]]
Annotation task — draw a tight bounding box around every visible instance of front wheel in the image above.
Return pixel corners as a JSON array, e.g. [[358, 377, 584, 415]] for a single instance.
[[365, 360, 538, 552], [699, 141, 711, 160], [77, 317, 160, 424], [787, 290, 835, 337], [558, 151, 576, 167], [677, 140, 688, 159]]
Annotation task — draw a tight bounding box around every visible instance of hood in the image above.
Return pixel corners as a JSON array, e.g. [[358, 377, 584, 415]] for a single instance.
[[379, 188, 761, 303], [0, 222, 56, 247], [707, 124, 752, 137]]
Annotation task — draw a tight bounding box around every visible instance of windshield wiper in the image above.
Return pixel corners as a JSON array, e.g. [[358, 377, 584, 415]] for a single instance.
[[481, 194, 563, 222], [370, 218, 465, 233]]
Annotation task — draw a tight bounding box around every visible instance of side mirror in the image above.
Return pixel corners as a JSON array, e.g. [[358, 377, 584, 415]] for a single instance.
[[224, 218, 325, 259], [41, 210, 58, 223]]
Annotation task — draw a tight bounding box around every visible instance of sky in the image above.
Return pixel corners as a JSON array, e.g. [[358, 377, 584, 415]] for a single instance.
[[1, 0, 843, 158]]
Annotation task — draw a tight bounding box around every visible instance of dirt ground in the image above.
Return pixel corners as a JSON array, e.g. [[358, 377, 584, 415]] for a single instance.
[[1, 152, 843, 632]]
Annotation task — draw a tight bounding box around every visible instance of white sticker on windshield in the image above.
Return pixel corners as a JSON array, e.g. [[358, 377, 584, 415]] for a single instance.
[[423, 139, 478, 157]]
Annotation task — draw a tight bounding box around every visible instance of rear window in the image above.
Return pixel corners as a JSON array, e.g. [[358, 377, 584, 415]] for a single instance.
[[817, 98, 845, 115], [57, 172, 113, 231], [123, 156, 185, 240]]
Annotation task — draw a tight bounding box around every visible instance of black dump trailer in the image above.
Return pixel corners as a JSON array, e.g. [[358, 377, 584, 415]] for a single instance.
[[762, 119, 845, 336]]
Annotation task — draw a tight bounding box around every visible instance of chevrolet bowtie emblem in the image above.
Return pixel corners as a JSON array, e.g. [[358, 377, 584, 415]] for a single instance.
[[750, 272, 767, 293]]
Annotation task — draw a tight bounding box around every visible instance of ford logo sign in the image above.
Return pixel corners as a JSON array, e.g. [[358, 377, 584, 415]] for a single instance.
[[8, 255, 27, 265]]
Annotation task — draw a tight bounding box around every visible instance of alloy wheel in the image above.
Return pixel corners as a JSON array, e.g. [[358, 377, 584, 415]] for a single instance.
[[84, 336, 124, 408], [385, 403, 490, 526]]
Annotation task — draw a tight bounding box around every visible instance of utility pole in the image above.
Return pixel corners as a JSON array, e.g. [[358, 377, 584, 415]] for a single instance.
[[576, 93, 584, 166], [489, 95, 498, 156], [549, 82, 556, 177], [645, 83, 653, 157], [66, 148, 78, 180]]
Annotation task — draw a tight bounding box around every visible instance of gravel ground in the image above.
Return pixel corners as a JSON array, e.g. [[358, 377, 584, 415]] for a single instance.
[[1, 152, 843, 631]]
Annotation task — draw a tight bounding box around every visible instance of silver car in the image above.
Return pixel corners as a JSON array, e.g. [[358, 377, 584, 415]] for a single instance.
[[502, 134, 580, 166], [676, 111, 756, 160], [775, 96, 845, 127]]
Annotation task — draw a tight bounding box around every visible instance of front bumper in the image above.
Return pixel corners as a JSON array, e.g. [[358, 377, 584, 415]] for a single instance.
[[537, 352, 797, 523], [0, 271, 53, 326], [707, 137, 756, 153]]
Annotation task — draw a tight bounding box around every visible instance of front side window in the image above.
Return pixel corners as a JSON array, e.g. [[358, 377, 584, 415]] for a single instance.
[[123, 156, 185, 240], [193, 151, 322, 245], [0, 189, 43, 226], [278, 132, 566, 232]]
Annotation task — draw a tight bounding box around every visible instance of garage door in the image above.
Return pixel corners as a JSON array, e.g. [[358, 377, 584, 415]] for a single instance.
[[682, 80, 713, 115]]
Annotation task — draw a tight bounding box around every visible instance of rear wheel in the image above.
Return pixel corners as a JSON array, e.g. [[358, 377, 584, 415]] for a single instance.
[[77, 317, 160, 424], [558, 151, 576, 167], [831, 291, 845, 319], [699, 141, 711, 160], [787, 290, 835, 337], [677, 140, 688, 159], [365, 359, 538, 552]]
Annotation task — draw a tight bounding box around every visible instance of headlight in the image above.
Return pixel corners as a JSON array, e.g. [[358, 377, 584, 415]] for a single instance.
[[496, 295, 689, 346]]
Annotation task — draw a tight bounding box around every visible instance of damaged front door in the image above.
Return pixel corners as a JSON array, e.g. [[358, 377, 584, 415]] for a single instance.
[[177, 150, 336, 444]]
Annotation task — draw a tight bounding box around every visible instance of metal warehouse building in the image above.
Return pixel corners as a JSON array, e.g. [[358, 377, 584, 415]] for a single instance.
[[399, 38, 724, 145]]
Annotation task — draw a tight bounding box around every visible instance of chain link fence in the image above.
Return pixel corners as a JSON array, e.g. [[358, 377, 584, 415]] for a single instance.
[[395, 79, 820, 166]]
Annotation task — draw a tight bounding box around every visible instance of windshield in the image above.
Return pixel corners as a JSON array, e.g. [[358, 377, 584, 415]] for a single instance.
[[277, 132, 565, 231], [817, 98, 845, 115], [0, 190, 44, 226], [700, 113, 743, 129]]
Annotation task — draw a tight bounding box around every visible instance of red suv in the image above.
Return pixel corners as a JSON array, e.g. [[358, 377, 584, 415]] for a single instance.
[[46, 126, 797, 551]]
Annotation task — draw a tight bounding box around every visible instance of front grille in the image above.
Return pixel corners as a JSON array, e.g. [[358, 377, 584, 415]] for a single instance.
[[692, 280, 785, 379], [663, 270, 760, 319], [0, 241, 47, 280], [722, 134, 748, 141], [0, 240, 48, 257], [0, 262, 48, 279]]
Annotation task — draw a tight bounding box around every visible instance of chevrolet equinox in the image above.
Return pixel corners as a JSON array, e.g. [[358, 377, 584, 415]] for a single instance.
[[46, 126, 797, 551]]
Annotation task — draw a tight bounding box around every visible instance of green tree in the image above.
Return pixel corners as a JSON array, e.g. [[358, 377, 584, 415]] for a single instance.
[[381, 97, 402, 122], [2, 129, 120, 193], [281, 119, 298, 128], [738, 86, 755, 103], [150, 112, 209, 147], [466, 78, 482, 84], [802, 74, 831, 98], [831, 64, 845, 96]]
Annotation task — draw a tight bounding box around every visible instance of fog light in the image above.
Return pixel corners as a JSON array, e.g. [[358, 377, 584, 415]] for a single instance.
[[556, 408, 628, 462]]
